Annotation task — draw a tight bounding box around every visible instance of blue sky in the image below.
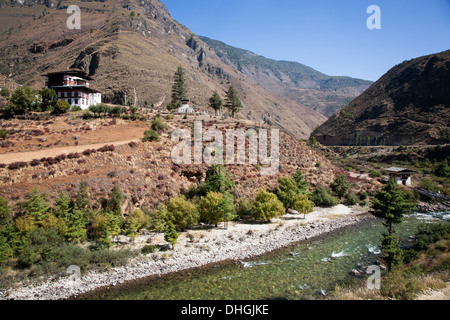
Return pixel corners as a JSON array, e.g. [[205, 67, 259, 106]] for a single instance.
[[160, 0, 450, 81]]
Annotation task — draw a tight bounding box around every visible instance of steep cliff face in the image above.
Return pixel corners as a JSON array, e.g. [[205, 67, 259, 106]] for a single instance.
[[312, 50, 450, 146], [0, 0, 328, 138]]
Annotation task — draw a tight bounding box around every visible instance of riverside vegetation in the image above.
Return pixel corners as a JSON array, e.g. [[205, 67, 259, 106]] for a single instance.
[[0, 155, 362, 290]]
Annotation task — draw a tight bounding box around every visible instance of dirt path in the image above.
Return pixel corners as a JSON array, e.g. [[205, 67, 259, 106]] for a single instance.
[[417, 284, 450, 300], [0, 138, 140, 165]]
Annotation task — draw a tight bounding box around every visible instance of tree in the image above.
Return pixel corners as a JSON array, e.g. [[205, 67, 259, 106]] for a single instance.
[[209, 91, 223, 116], [0, 197, 13, 264], [63, 207, 87, 243], [151, 116, 167, 131], [370, 179, 416, 271], [276, 177, 301, 210], [166, 196, 199, 231], [251, 188, 285, 223], [125, 209, 149, 240], [434, 160, 449, 178], [21, 189, 49, 225], [195, 164, 235, 197], [331, 174, 350, 199], [198, 191, 236, 227], [224, 85, 243, 118], [291, 194, 314, 219], [75, 181, 90, 210], [171, 66, 188, 109], [293, 171, 309, 193], [91, 211, 121, 248], [164, 221, 178, 249], [40, 87, 57, 108], [53, 191, 71, 218], [106, 183, 125, 217], [6, 86, 39, 115]]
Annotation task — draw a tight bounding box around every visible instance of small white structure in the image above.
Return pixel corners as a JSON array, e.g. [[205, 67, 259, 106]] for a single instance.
[[177, 99, 195, 114], [386, 167, 416, 186]]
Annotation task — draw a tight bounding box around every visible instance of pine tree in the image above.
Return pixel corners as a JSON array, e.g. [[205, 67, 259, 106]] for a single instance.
[[53, 190, 71, 218], [171, 66, 188, 109], [276, 177, 301, 210], [64, 207, 87, 243], [107, 183, 125, 217], [293, 171, 309, 193], [75, 181, 90, 210], [22, 189, 49, 225], [209, 91, 223, 116], [370, 179, 416, 271], [164, 221, 179, 249], [224, 85, 243, 118]]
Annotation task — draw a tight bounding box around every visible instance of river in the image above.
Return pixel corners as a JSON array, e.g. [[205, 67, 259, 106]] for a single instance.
[[80, 211, 449, 300]]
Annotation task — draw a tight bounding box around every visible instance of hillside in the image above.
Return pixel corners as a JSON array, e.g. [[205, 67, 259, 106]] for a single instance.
[[0, 0, 330, 139], [200, 36, 372, 118], [312, 50, 450, 146]]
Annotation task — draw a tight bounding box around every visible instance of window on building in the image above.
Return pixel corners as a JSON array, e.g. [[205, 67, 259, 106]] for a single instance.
[[72, 92, 75, 97], [58, 92, 61, 98], [64, 92, 67, 97]]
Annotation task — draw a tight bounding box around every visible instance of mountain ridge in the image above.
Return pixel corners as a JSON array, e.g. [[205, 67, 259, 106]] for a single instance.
[[311, 49, 450, 146]]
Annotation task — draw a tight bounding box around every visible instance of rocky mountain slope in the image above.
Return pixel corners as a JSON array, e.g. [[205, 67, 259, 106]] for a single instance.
[[0, 0, 330, 139], [312, 50, 450, 146], [200, 36, 372, 118]]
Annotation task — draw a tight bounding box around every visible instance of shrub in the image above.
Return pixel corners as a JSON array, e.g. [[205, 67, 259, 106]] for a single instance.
[[150, 117, 167, 131], [128, 141, 138, 148], [143, 130, 160, 142], [345, 192, 359, 205], [235, 198, 253, 218], [52, 100, 71, 114], [8, 161, 27, 170], [98, 145, 115, 152], [67, 152, 80, 159], [0, 129, 9, 140], [413, 222, 450, 251], [141, 245, 157, 255], [369, 169, 382, 178], [30, 159, 41, 167], [310, 185, 339, 207]]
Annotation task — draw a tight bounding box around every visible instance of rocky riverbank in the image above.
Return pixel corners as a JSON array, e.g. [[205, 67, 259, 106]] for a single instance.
[[2, 205, 371, 300]]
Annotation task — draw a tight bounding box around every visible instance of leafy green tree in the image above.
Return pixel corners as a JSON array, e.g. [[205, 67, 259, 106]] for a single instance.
[[331, 174, 350, 199], [52, 100, 71, 114], [252, 188, 285, 222], [6, 86, 39, 115], [171, 66, 188, 109], [164, 221, 178, 249], [370, 179, 416, 271], [291, 193, 314, 219], [224, 85, 243, 118], [91, 211, 121, 248], [40, 87, 57, 108], [198, 191, 236, 227], [125, 209, 148, 240], [166, 196, 199, 231], [276, 177, 301, 210], [209, 91, 223, 116]]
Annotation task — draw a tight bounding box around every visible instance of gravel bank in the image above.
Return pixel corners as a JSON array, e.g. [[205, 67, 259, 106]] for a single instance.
[[2, 205, 371, 300]]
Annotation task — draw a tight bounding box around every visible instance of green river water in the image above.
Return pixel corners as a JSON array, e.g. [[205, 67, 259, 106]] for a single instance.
[[83, 212, 449, 300]]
